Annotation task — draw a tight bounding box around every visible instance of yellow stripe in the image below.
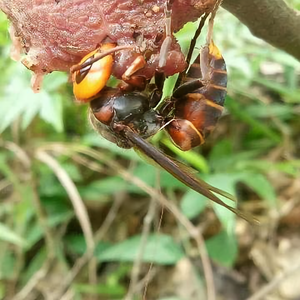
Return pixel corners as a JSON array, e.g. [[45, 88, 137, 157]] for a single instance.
[[209, 84, 227, 91], [209, 41, 222, 59], [213, 69, 227, 74], [205, 99, 224, 111], [185, 120, 205, 145], [186, 93, 205, 101]]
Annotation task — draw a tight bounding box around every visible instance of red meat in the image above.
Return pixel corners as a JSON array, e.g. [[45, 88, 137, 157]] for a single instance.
[[0, 0, 216, 90]]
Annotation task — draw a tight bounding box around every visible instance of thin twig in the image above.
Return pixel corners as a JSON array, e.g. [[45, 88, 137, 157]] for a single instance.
[[12, 258, 54, 300], [125, 191, 157, 300], [0, 179, 11, 193], [95, 152, 216, 300], [94, 192, 126, 241], [35, 149, 95, 252], [60, 289, 75, 300], [3, 141, 31, 169], [81, 148, 216, 300], [30, 172, 57, 258], [40, 143, 215, 300], [1, 141, 57, 299], [1, 141, 32, 291], [35, 149, 96, 294], [58, 191, 125, 300], [142, 171, 164, 300], [246, 260, 300, 300]]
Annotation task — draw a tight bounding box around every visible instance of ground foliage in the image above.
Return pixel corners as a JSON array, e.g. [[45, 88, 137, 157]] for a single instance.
[[0, 2, 300, 299]]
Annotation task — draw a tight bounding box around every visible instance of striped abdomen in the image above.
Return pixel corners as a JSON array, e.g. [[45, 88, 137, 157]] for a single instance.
[[166, 42, 227, 151]]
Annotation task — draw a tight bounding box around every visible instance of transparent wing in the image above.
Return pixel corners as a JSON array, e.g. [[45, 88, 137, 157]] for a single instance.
[[123, 127, 256, 223]]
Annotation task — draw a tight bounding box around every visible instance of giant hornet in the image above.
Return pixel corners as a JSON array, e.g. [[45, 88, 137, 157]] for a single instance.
[[70, 0, 251, 221]]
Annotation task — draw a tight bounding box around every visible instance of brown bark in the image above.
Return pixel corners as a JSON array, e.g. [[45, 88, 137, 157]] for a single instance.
[[222, 0, 300, 61]]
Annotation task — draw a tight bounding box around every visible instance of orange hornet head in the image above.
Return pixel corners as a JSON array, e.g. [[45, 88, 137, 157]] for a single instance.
[[72, 43, 116, 103]]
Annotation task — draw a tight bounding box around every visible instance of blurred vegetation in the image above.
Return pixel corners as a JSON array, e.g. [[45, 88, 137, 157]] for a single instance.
[[0, 1, 300, 299]]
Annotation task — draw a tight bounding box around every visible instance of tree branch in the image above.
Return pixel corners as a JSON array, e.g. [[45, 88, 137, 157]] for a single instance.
[[222, 0, 300, 61]]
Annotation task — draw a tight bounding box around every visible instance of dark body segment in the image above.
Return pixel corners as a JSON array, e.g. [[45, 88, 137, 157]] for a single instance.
[[166, 42, 227, 151], [90, 88, 163, 149]]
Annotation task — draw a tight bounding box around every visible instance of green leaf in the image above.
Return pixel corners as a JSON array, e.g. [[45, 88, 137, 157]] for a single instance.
[[208, 140, 233, 171], [162, 73, 178, 99], [226, 96, 281, 143], [0, 250, 15, 280], [206, 173, 239, 231], [275, 160, 300, 177], [132, 163, 187, 191], [206, 230, 238, 267], [65, 234, 110, 256], [239, 173, 278, 207], [253, 77, 300, 104], [83, 132, 138, 160], [270, 49, 300, 68], [0, 223, 27, 247], [161, 138, 210, 173], [43, 71, 68, 91], [39, 93, 63, 132], [0, 281, 5, 299], [0, 63, 64, 132], [132, 163, 157, 187], [23, 197, 73, 248], [74, 283, 125, 297], [21, 94, 41, 129], [65, 235, 88, 255], [180, 189, 208, 219], [78, 177, 130, 200], [0, 12, 10, 46], [38, 166, 68, 197], [43, 196, 74, 226], [160, 169, 188, 190], [236, 159, 300, 178], [0, 80, 32, 132], [98, 234, 184, 265], [21, 249, 47, 285], [245, 103, 295, 120], [60, 162, 82, 182]]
